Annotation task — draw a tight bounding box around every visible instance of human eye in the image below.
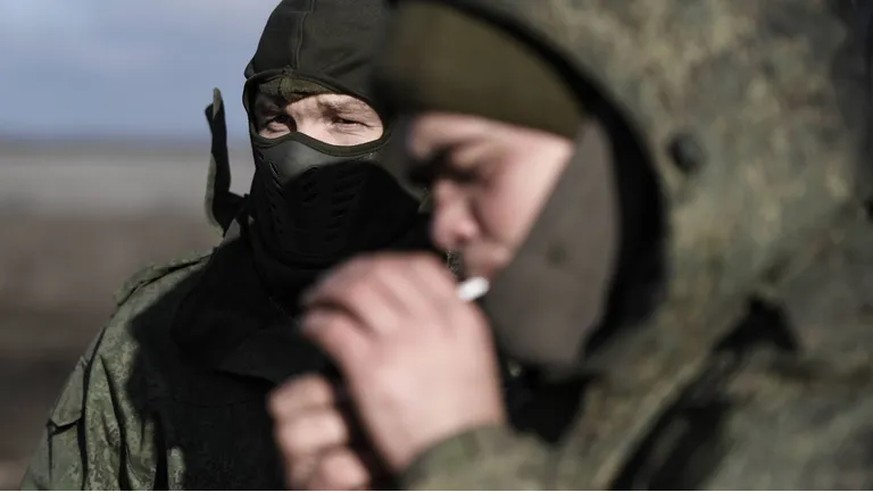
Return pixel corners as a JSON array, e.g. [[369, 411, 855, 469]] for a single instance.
[[331, 115, 367, 129], [408, 147, 463, 186], [269, 113, 294, 128], [260, 113, 294, 138]]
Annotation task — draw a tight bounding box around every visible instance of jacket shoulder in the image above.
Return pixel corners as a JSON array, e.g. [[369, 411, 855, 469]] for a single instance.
[[24, 250, 216, 490], [707, 353, 873, 488], [59, 250, 212, 421], [113, 250, 212, 307], [613, 350, 873, 489], [96, 249, 213, 389]]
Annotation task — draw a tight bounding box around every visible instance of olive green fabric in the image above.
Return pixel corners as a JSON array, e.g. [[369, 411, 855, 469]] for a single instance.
[[376, 1, 582, 139], [20, 234, 292, 489], [375, 0, 873, 488], [400, 216, 873, 489], [257, 75, 329, 103]]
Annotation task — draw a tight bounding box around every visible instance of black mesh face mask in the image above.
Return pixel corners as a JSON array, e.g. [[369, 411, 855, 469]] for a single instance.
[[244, 72, 421, 267], [249, 130, 419, 266]]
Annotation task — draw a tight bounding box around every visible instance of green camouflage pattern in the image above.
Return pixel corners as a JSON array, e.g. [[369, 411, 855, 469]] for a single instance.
[[22, 214, 438, 490], [402, 218, 873, 489], [21, 231, 302, 489], [391, 0, 873, 489]]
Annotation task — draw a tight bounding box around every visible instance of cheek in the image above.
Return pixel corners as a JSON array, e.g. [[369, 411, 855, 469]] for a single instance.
[[473, 188, 524, 247], [474, 177, 537, 251], [327, 125, 384, 146], [295, 120, 333, 143], [475, 160, 563, 252]]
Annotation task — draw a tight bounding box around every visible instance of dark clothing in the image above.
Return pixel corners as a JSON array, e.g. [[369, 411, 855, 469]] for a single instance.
[[24, 0, 424, 488], [22, 213, 429, 489], [376, 0, 873, 489], [401, 213, 873, 489]]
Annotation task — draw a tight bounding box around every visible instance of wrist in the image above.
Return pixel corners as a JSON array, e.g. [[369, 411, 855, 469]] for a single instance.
[[397, 424, 513, 487]]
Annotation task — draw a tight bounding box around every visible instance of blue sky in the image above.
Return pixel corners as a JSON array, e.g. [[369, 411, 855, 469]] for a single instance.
[[0, 0, 278, 143]]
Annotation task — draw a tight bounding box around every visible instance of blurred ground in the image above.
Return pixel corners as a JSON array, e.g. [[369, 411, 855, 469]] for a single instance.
[[0, 141, 252, 488]]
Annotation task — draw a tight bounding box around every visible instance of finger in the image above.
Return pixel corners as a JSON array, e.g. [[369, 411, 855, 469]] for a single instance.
[[407, 253, 459, 302], [304, 264, 409, 338], [306, 254, 452, 337], [285, 452, 318, 490], [269, 374, 337, 419], [356, 256, 441, 322], [303, 309, 370, 374], [306, 447, 373, 491], [287, 449, 386, 491], [406, 254, 471, 333], [301, 255, 376, 307], [273, 406, 353, 458], [384, 253, 458, 322]]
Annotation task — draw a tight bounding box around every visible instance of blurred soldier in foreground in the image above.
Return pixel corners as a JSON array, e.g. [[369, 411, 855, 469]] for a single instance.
[[22, 0, 427, 489], [272, 0, 873, 488]]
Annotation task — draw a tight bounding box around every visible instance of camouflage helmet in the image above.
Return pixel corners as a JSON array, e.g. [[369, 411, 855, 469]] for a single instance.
[[379, 0, 868, 372]]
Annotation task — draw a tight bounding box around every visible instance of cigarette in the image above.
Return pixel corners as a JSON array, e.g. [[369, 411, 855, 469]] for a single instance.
[[457, 277, 490, 302]]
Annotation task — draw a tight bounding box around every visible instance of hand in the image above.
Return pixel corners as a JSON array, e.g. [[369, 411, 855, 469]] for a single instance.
[[269, 375, 384, 490], [300, 253, 506, 473]]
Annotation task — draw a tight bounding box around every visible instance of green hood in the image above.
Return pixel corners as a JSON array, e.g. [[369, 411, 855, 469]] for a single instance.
[[378, 0, 868, 374]]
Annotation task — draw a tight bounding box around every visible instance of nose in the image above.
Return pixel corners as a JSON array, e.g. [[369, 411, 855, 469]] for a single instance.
[[296, 120, 331, 143], [430, 180, 478, 252]]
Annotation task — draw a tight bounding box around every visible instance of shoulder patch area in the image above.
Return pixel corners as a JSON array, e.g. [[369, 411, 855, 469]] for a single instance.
[[114, 250, 212, 307]]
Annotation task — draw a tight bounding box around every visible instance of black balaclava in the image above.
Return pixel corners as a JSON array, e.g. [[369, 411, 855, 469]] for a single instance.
[[243, 0, 424, 303]]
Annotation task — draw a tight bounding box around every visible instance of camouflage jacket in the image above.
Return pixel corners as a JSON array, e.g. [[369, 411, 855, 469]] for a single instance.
[[21, 220, 873, 490], [399, 214, 873, 490], [21, 223, 326, 489]]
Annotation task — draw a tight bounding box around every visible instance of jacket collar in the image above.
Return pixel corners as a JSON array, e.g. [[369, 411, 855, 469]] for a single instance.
[[171, 217, 329, 385], [171, 209, 434, 385]]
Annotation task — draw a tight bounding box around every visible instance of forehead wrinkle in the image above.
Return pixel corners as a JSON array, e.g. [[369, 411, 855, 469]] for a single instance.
[[315, 94, 371, 115]]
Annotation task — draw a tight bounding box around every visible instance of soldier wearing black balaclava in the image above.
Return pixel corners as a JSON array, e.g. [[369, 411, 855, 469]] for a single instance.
[[240, 0, 423, 304], [21, 1, 427, 489]]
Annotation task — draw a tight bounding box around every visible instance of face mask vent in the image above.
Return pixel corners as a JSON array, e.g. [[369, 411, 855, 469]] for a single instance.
[[298, 167, 320, 206], [249, 133, 420, 265]]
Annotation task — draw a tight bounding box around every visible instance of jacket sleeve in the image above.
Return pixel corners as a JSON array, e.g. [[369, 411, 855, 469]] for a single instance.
[[21, 352, 91, 490], [398, 425, 554, 490], [21, 327, 159, 490], [22, 256, 207, 490]]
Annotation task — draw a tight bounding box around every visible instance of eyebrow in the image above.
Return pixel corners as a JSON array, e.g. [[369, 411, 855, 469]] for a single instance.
[[407, 144, 459, 184], [317, 97, 371, 115], [412, 134, 482, 162]]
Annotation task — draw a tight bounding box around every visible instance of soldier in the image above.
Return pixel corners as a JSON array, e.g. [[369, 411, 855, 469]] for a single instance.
[[273, 0, 873, 488], [22, 0, 427, 489]]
